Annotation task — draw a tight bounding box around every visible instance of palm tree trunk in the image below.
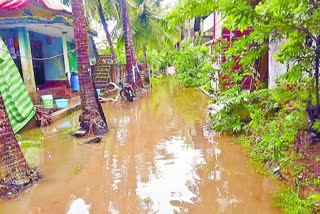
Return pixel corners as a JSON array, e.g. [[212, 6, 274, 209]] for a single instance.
[[143, 45, 150, 84], [119, 0, 143, 88], [97, 0, 117, 64], [0, 93, 42, 199], [315, 36, 320, 112], [71, 0, 109, 135]]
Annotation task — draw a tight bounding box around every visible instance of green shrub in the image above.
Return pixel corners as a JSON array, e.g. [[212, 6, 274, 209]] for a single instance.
[[274, 189, 314, 214], [211, 83, 309, 162], [173, 42, 214, 88]]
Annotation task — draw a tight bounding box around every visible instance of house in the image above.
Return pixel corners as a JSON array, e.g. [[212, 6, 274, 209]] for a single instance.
[[178, 17, 212, 44], [0, 0, 98, 102], [268, 39, 289, 89], [203, 12, 269, 91]]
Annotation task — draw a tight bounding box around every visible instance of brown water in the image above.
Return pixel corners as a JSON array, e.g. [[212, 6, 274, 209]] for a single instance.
[[0, 79, 281, 214]]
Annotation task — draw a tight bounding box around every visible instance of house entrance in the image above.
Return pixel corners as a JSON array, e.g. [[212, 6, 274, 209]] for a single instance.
[[31, 40, 45, 85]]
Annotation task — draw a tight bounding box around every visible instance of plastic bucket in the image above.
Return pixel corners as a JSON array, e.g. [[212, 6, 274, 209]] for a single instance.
[[55, 99, 69, 109], [70, 72, 80, 92], [41, 95, 53, 108], [96, 89, 101, 96]]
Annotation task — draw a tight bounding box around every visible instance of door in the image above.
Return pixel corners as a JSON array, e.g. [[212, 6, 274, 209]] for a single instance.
[[31, 40, 45, 85]]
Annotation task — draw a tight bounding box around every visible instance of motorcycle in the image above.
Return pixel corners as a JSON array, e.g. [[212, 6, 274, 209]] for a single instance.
[[119, 80, 135, 102]]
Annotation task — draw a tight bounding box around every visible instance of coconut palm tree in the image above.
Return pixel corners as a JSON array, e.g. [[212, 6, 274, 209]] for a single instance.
[[71, 0, 109, 135], [81, 0, 120, 63], [65, 0, 142, 87], [129, 0, 178, 84], [119, 0, 144, 88], [63, 0, 118, 63], [0, 93, 42, 199], [97, 0, 118, 63]]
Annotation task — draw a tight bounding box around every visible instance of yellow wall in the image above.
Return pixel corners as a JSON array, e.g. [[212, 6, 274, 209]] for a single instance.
[[25, 4, 54, 18], [0, 9, 23, 18]]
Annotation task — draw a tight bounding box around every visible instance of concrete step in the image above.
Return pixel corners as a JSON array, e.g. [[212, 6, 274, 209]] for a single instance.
[[65, 88, 73, 94], [95, 66, 111, 69], [66, 92, 80, 99]]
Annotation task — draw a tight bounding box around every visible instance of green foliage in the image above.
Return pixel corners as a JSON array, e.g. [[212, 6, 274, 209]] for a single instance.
[[211, 89, 250, 133], [173, 42, 213, 88], [60, 127, 81, 137], [312, 120, 320, 133], [145, 50, 174, 75], [167, 0, 320, 100], [19, 140, 43, 148], [209, 79, 317, 212], [308, 193, 320, 201], [274, 189, 314, 214], [129, 0, 179, 52], [114, 46, 127, 64], [16, 134, 43, 168], [212, 81, 309, 161], [165, 0, 320, 212], [146, 41, 215, 90], [16, 134, 44, 148]]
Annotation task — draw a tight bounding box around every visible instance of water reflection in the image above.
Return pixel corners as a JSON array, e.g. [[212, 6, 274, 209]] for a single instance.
[[0, 79, 280, 214], [66, 198, 91, 214], [102, 79, 280, 214], [136, 136, 205, 214], [21, 146, 41, 168]]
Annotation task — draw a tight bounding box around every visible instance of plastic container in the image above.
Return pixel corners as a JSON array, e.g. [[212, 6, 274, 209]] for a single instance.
[[41, 95, 53, 108], [96, 89, 101, 96], [55, 98, 69, 109], [70, 72, 80, 92]]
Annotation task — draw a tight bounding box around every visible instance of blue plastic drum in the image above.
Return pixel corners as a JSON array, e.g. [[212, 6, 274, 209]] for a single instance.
[[70, 72, 80, 92]]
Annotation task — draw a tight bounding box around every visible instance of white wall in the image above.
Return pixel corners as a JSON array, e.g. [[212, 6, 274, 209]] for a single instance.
[[203, 13, 214, 33], [215, 13, 223, 39], [203, 12, 224, 39], [268, 38, 288, 89]]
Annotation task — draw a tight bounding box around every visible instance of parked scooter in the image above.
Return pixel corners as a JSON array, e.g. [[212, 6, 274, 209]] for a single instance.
[[119, 80, 135, 102]]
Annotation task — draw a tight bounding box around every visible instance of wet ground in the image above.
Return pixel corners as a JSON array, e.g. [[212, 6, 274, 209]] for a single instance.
[[0, 78, 281, 214]]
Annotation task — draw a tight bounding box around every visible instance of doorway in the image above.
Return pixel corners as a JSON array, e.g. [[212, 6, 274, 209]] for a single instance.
[[31, 40, 45, 85]]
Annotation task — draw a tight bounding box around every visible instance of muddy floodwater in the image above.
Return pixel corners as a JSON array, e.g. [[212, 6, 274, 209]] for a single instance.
[[0, 79, 281, 214]]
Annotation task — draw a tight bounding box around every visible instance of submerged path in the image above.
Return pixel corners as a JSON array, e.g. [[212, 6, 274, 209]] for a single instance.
[[0, 79, 281, 214]]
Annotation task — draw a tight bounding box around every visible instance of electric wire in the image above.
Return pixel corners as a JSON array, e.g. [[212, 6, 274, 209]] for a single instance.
[[0, 46, 79, 61]]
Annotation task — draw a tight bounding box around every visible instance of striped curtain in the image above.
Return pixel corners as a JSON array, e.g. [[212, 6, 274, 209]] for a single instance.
[[0, 37, 36, 133]]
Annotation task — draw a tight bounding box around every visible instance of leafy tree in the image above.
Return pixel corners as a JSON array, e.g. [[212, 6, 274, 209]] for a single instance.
[[62, 0, 119, 63], [96, 0, 118, 63], [172, 41, 213, 89], [129, 0, 179, 83], [169, 0, 320, 135]]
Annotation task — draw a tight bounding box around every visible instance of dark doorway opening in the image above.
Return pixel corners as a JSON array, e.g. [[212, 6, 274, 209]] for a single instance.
[[31, 40, 45, 85]]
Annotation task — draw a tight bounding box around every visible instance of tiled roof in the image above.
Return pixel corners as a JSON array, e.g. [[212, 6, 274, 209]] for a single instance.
[[0, 0, 32, 10], [38, 0, 71, 14], [0, 0, 71, 14]]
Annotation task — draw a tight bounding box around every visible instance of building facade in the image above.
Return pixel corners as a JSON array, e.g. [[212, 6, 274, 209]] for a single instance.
[[203, 11, 288, 90], [203, 12, 259, 90], [0, 0, 97, 101]]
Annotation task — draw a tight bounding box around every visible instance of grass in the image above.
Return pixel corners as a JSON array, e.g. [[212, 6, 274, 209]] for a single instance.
[[60, 127, 81, 137], [209, 85, 320, 213], [274, 189, 314, 214]]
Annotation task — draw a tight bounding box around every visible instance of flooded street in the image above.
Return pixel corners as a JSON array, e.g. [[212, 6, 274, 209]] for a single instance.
[[0, 79, 280, 214]]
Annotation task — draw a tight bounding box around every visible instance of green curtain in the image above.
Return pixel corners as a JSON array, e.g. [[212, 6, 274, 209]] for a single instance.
[[67, 42, 78, 72], [0, 36, 35, 133]]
